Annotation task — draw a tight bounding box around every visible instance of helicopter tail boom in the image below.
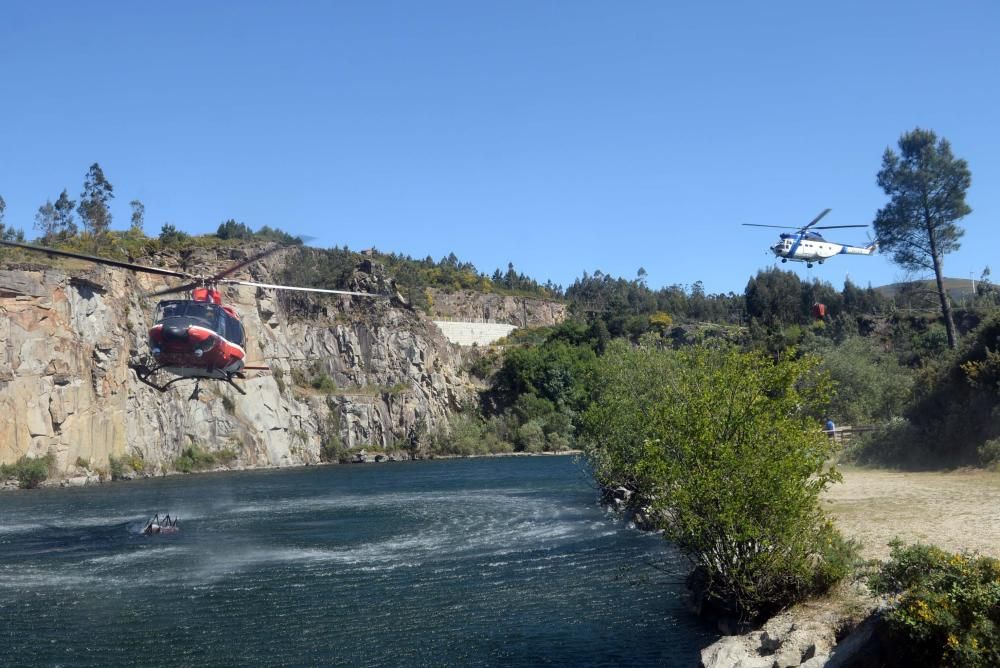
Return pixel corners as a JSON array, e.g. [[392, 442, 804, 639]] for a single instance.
[[840, 242, 877, 256]]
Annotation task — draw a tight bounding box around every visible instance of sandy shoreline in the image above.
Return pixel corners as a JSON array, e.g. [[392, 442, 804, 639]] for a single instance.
[[824, 465, 1000, 560]]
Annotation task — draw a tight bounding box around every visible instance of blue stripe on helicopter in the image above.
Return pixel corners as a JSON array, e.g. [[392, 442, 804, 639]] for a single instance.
[[788, 234, 804, 258]]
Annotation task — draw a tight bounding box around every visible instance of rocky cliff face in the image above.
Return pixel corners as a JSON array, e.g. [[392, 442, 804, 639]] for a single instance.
[[0, 247, 476, 480], [426, 288, 567, 327]]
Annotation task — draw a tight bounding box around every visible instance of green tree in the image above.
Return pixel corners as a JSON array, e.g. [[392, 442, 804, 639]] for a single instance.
[[129, 199, 145, 235], [53, 189, 77, 239], [804, 336, 913, 424], [0, 194, 23, 241], [34, 200, 57, 241], [78, 162, 114, 236], [745, 268, 803, 327], [0, 195, 16, 241], [216, 219, 253, 240], [33, 191, 77, 242], [874, 128, 971, 349], [159, 223, 189, 245], [582, 340, 685, 494], [585, 344, 851, 620]]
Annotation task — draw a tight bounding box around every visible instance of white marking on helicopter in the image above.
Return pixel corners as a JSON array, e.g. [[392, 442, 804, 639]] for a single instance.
[[743, 209, 877, 268]]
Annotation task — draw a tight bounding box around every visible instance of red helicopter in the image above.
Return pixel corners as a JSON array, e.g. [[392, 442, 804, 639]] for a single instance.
[[0, 240, 384, 394]]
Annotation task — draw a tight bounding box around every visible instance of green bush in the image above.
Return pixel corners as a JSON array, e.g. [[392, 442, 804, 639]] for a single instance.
[[428, 411, 514, 456], [805, 336, 914, 425], [108, 454, 126, 480], [585, 343, 856, 621], [291, 363, 339, 393], [978, 437, 1000, 469], [516, 419, 546, 453], [75, 456, 90, 469], [868, 541, 1000, 667], [311, 374, 337, 392], [174, 444, 236, 473], [0, 453, 54, 489], [107, 452, 145, 479]]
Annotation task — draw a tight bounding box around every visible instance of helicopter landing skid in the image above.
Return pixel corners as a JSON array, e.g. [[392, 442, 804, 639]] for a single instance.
[[129, 362, 247, 396]]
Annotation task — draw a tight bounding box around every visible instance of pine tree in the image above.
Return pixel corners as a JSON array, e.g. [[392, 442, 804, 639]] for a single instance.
[[874, 128, 971, 349]]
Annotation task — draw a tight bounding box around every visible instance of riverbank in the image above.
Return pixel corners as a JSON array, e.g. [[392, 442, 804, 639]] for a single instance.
[[0, 448, 584, 492], [701, 464, 1000, 666]]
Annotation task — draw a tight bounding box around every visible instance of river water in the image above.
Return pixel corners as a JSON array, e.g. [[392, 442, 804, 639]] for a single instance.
[[0, 456, 716, 666]]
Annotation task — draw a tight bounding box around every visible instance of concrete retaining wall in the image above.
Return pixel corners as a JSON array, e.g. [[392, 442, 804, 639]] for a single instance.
[[432, 321, 517, 347]]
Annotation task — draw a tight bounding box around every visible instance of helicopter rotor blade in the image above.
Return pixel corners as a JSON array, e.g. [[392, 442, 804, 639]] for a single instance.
[[209, 245, 289, 282], [801, 208, 832, 231], [0, 240, 195, 279], [221, 278, 387, 299], [142, 281, 201, 299], [811, 224, 869, 229], [741, 224, 802, 229]]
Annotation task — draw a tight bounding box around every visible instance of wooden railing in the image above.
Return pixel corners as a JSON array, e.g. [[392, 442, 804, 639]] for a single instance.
[[826, 425, 877, 443]]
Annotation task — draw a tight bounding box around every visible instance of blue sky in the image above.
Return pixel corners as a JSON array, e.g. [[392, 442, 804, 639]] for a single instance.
[[1, 1, 997, 294]]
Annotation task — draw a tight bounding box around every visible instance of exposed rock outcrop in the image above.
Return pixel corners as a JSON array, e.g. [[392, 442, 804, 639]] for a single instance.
[[427, 288, 566, 327], [0, 247, 475, 480], [699, 585, 879, 668]]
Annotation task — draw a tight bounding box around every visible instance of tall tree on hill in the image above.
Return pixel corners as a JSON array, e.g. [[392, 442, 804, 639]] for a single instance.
[[0, 194, 22, 241], [35, 191, 77, 242], [129, 199, 145, 235], [78, 163, 114, 236], [874, 128, 971, 349], [53, 190, 77, 238], [35, 200, 57, 241]]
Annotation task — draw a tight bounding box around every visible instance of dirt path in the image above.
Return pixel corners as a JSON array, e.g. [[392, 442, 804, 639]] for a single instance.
[[823, 466, 1000, 560]]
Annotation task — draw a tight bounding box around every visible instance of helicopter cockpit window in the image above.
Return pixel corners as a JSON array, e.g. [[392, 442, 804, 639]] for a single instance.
[[155, 301, 222, 330], [156, 301, 184, 320], [223, 313, 245, 347], [183, 303, 221, 328]]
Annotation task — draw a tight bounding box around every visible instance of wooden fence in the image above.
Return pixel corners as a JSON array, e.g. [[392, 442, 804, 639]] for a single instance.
[[827, 425, 877, 444]]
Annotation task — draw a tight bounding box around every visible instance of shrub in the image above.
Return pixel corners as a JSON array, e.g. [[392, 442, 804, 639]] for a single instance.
[[516, 419, 546, 453], [75, 456, 90, 469], [108, 455, 126, 480], [291, 363, 338, 393], [311, 374, 337, 392], [868, 541, 1000, 667], [319, 407, 350, 463], [174, 444, 235, 473], [585, 343, 855, 621], [467, 352, 499, 380], [108, 452, 145, 479], [804, 336, 914, 424], [428, 411, 514, 456], [127, 452, 145, 473], [978, 437, 1000, 469], [0, 453, 55, 489]]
